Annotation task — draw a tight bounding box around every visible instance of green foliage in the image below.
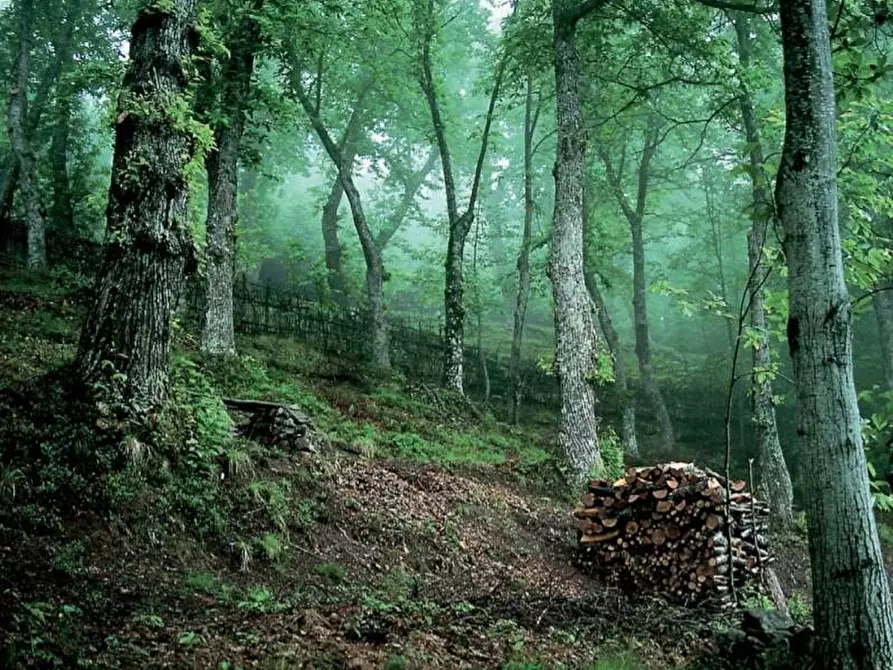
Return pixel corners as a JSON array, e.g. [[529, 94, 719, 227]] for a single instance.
[[51, 540, 86, 576], [315, 562, 347, 584], [256, 532, 285, 562], [598, 428, 625, 482], [183, 571, 220, 596], [236, 586, 284, 613], [788, 594, 812, 626]]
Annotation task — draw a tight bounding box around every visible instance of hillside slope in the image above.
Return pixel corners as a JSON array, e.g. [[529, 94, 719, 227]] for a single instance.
[[0, 269, 756, 669]]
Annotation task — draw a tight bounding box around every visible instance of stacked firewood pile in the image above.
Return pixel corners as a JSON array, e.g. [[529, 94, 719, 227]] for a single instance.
[[575, 462, 772, 607], [223, 398, 323, 453]]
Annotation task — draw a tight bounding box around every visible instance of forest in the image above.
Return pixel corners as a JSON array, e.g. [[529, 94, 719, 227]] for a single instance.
[[0, 0, 892, 667]]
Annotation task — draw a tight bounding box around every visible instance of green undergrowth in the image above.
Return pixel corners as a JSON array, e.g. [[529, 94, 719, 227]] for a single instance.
[[0, 270, 711, 669], [201, 333, 561, 485]]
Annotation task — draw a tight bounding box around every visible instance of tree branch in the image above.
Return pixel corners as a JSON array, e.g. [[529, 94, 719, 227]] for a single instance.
[[563, 0, 612, 26], [694, 0, 774, 15]]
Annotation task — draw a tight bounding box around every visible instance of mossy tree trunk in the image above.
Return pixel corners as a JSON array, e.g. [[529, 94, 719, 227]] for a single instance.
[[777, 0, 893, 665], [418, 0, 506, 393], [201, 5, 262, 356], [75, 0, 200, 412], [549, 0, 610, 484]]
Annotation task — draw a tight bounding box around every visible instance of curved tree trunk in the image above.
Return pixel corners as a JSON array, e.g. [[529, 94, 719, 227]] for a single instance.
[[418, 0, 507, 393], [319, 96, 367, 304], [320, 173, 349, 301], [549, 1, 603, 484], [582, 181, 638, 458], [201, 10, 260, 356], [75, 0, 199, 412], [293, 78, 390, 368], [733, 13, 794, 532], [8, 0, 46, 268], [776, 0, 893, 665]]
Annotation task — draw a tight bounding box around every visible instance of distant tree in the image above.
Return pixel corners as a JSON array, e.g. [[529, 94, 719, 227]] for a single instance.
[[292, 72, 392, 368], [583, 186, 638, 459], [509, 72, 540, 425], [75, 0, 201, 411], [776, 0, 893, 665], [48, 0, 85, 233], [417, 0, 507, 393], [200, 0, 264, 356], [7, 0, 47, 267], [731, 11, 794, 531], [598, 120, 675, 451]]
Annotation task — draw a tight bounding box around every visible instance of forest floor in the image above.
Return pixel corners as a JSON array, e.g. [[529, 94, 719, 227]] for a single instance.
[[0, 268, 810, 669]]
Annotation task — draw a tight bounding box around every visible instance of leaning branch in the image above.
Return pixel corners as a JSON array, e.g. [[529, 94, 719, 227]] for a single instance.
[[694, 0, 774, 14]]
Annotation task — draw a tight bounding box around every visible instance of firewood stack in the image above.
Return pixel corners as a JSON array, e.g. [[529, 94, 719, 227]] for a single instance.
[[574, 462, 772, 607]]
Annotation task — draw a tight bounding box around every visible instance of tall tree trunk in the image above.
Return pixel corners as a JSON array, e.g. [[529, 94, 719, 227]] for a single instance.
[[201, 9, 260, 356], [1, 0, 81, 234], [510, 73, 539, 425], [599, 127, 675, 450], [419, 0, 507, 393], [582, 180, 638, 457], [75, 0, 199, 412], [7, 0, 46, 267], [873, 283, 893, 392], [733, 12, 794, 532], [47, 0, 83, 233], [589, 279, 639, 459], [293, 79, 390, 368], [549, 0, 604, 483], [703, 173, 736, 350], [776, 0, 893, 665], [50, 94, 74, 231]]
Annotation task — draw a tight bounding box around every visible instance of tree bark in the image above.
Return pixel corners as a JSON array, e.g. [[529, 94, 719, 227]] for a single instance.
[[733, 12, 794, 532], [590, 279, 639, 459], [510, 73, 539, 425], [599, 126, 675, 450], [7, 0, 46, 267], [293, 79, 390, 368], [549, 0, 604, 484], [75, 0, 199, 412], [201, 8, 260, 356], [776, 0, 893, 666], [320, 172, 349, 300], [419, 0, 507, 393]]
